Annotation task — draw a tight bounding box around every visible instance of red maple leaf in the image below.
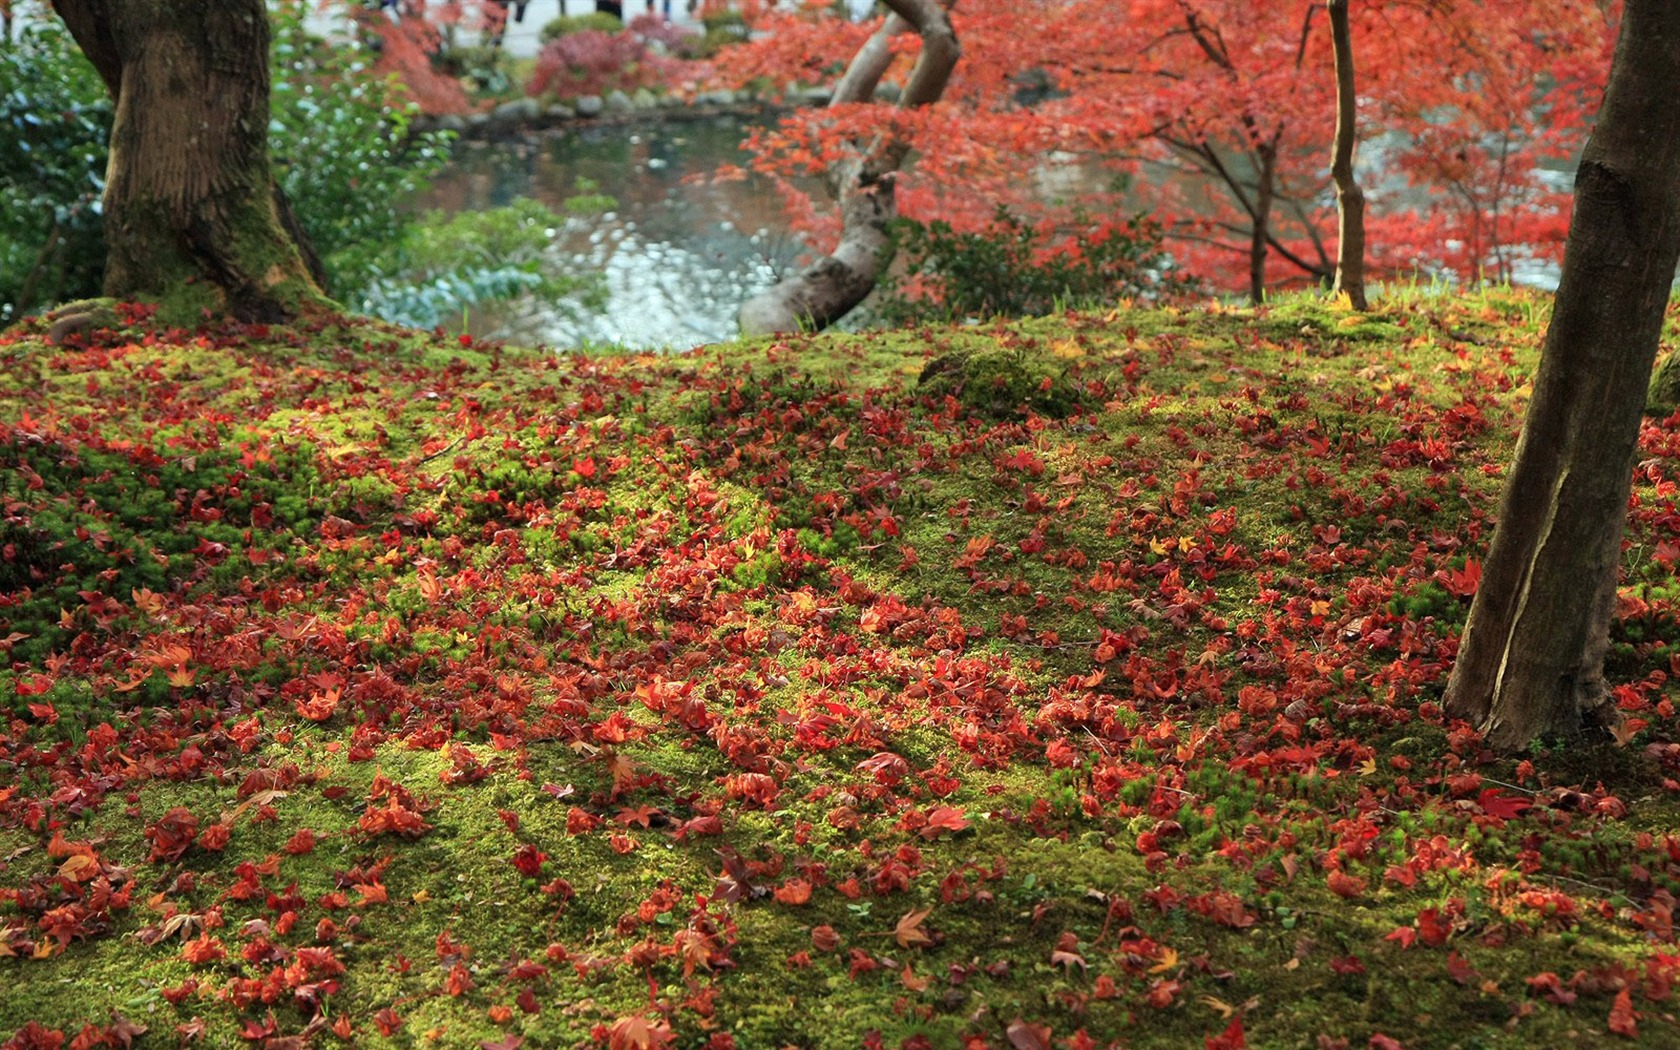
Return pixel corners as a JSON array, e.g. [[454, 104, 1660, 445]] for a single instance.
[[1608, 987, 1638, 1038], [1205, 1016, 1245, 1050]]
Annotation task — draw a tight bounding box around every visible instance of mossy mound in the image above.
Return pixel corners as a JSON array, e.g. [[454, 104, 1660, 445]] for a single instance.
[[916, 344, 1097, 419]]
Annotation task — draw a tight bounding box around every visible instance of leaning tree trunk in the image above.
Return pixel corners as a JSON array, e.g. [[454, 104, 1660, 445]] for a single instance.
[[1443, 0, 1680, 752], [50, 0, 324, 323], [1326, 0, 1367, 310], [738, 0, 959, 336]]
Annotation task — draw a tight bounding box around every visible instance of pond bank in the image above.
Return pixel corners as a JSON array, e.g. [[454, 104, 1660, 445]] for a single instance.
[[414, 85, 836, 142]]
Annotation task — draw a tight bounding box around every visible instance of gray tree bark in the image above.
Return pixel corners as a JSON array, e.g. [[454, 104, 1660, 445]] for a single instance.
[[1443, 0, 1680, 752], [738, 0, 958, 336]]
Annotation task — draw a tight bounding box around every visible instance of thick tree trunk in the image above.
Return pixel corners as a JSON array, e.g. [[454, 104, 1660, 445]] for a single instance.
[[739, 0, 958, 337], [1327, 0, 1367, 310], [1443, 0, 1680, 752], [51, 0, 324, 323]]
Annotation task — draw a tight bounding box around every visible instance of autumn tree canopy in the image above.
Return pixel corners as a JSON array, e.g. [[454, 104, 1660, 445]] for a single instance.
[[717, 0, 1614, 303]]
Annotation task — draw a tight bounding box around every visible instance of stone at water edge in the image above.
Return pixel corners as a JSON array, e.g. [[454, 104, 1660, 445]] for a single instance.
[[604, 90, 634, 114], [575, 95, 605, 117], [491, 97, 542, 127]]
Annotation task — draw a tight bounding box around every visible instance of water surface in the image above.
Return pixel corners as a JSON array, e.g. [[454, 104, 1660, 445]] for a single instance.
[[425, 114, 803, 350]]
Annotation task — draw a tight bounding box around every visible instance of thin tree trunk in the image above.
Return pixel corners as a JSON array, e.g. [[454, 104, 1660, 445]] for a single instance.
[[50, 0, 325, 323], [1248, 142, 1276, 305], [1327, 0, 1367, 310], [1443, 0, 1680, 752], [739, 0, 959, 336]]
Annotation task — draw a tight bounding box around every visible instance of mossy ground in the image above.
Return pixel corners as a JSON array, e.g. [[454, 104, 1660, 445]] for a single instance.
[[2, 292, 1680, 1049]]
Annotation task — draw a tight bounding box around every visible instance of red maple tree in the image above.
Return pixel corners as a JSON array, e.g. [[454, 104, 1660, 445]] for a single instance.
[[714, 0, 1615, 301]]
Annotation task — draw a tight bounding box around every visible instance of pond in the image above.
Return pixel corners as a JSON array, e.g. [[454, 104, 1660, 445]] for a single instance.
[[424, 113, 804, 350], [424, 114, 1596, 351]]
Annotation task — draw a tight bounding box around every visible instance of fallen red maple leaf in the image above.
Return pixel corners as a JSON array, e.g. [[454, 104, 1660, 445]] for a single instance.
[[1608, 987, 1638, 1038], [1205, 1016, 1245, 1050], [919, 804, 970, 839]]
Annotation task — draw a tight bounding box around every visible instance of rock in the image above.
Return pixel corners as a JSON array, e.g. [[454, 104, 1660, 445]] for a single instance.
[[632, 88, 659, 109], [873, 82, 901, 104], [604, 90, 634, 114], [490, 97, 541, 127], [699, 88, 737, 106], [545, 104, 577, 121], [799, 87, 832, 107], [433, 113, 468, 134], [575, 94, 605, 117], [465, 112, 492, 130]]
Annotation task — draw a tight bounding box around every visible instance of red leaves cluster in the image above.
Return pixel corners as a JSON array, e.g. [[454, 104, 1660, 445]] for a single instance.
[[144, 808, 199, 863], [357, 776, 433, 840]]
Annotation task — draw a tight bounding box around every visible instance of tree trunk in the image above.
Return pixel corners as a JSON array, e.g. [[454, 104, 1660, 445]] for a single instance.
[[50, 0, 325, 323], [1327, 0, 1367, 310], [1443, 0, 1680, 753], [1247, 141, 1275, 305], [739, 0, 958, 337]]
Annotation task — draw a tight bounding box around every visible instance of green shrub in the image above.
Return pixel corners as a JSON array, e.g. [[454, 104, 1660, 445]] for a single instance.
[[435, 43, 513, 94], [881, 206, 1193, 324], [540, 12, 625, 42], [269, 1, 455, 299], [0, 15, 111, 323], [690, 9, 750, 57], [356, 198, 608, 332]]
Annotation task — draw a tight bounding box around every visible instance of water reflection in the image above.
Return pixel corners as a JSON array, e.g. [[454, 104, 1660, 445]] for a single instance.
[[424, 115, 804, 350]]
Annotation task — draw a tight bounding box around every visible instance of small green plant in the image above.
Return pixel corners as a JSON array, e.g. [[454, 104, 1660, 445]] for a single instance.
[[880, 205, 1193, 324]]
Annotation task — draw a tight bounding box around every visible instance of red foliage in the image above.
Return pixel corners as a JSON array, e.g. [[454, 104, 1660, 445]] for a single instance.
[[344, 1, 507, 115], [713, 1, 1614, 292], [527, 24, 698, 101], [144, 808, 199, 863]]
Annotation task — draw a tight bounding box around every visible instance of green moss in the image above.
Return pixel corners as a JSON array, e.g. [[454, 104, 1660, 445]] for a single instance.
[[6, 292, 1680, 1048]]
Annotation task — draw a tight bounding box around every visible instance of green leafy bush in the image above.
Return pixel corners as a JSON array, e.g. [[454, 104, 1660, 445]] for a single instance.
[[356, 198, 608, 332], [269, 1, 455, 299], [881, 206, 1193, 324], [0, 15, 111, 323], [690, 9, 750, 58], [539, 12, 625, 42]]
